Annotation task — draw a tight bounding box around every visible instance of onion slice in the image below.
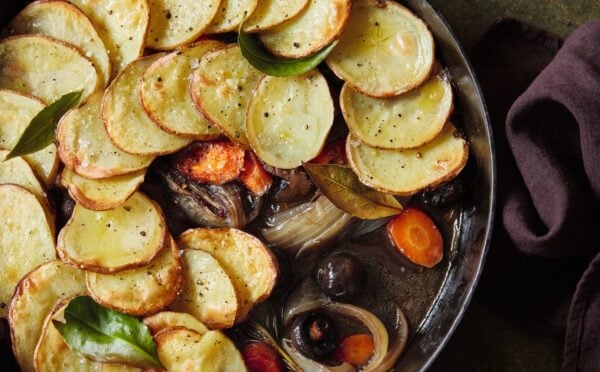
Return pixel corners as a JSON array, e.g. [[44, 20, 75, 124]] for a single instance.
[[377, 306, 409, 371]]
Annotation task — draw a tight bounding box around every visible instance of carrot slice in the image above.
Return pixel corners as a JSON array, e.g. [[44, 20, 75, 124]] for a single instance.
[[336, 334, 375, 366], [242, 341, 283, 372], [175, 140, 244, 185], [310, 140, 347, 165], [387, 207, 443, 268], [239, 151, 273, 196]]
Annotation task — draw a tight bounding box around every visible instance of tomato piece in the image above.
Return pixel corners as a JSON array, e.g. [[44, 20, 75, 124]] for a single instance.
[[239, 151, 273, 196], [310, 140, 347, 165], [336, 334, 375, 366], [174, 140, 245, 185], [242, 342, 283, 372], [387, 207, 443, 268]]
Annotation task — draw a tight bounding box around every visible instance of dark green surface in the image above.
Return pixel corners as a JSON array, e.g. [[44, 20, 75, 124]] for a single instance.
[[427, 1, 599, 371]]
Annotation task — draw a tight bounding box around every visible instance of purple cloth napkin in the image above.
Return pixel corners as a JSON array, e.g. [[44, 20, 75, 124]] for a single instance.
[[473, 18, 600, 371]]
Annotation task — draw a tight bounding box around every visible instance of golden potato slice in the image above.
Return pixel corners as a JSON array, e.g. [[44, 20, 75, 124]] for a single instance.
[[347, 122, 469, 195], [205, 0, 258, 34], [0, 185, 55, 319], [8, 260, 86, 372], [99, 364, 141, 372], [246, 71, 334, 169], [243, 0, 309, 32], [327, 0, 435, 98], [146, 0, 220, 50], [143, 311, 208, 336], [178, 228, 278, 323], [57, 192, 167, 273], [0, 35, 99, 104], [140, 40, 225, 139], [172, 250, 238, 329], [259, 0, 350, 58], [155, 328, 246, 372], [33, 301, 99, 372], [57, 91, 154, 179], [59, 168, 145, 211], [341, 71, 453, 149], [68, 0, 149, 77], [86, 237, 183, 316], [3, 0, 111, 86], [0, 150, 46, 203], [0, 90, 59, 187], [190, 45, 263, 146], [102, 55, 192, 156]]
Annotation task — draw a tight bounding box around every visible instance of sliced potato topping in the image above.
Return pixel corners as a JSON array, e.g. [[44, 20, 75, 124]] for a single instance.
[[143, 311, 208, 336], [146, 0, 220, 50], [86, 236, 183, 316], [155, 328, 246, 371], [191, 45, 263, 146], [243, 0, 309, 32], [178, 228, 279, 323], [347, 122, 468, 195], [205, 0, 258, 34], [0, 150, 46, 203], [246, 71, 334, 169], [0, 90, 59, 187], [33, 301, 99, 372], [68, 0, 149, 77], [341, 71, 453, 149], [57, 192, 166, 273], [140, 41, 225, 139], [259, 0, 351, 58], [57, 91, 154, 179], [172, 250, 238, 330], [3, 0, 111, 86], [60, 168, 146, 212], [102, 54, 192, 156], [99, 364, 141, 372], [0, 35, 99, 104], [327, 0, 435, 98], [0, 185, 55, 319], [8, 260, 86, 372]]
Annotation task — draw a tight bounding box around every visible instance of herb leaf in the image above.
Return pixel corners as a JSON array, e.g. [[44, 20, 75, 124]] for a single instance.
[[304, 163, 403, 219], [52, 296, 164, 369], [238, 24, 337, 77], [5, 90, 82, 160]]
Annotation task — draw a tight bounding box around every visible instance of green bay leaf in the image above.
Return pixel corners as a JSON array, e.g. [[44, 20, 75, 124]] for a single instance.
[[5, 90, 82, 160], [52, 296, 164, 369], [304, 163, 403, 219]]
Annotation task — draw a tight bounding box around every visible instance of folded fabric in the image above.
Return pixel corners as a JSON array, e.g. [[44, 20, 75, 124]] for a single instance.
[[473, 18, 600, 371]]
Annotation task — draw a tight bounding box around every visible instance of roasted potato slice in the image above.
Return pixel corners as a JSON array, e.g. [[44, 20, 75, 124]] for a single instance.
[[0, 90, 59, 187], [0, 35, 99, 104], [59, 168, 146, 212], [146, 0, 220, 50], [0, 150, 46, 204], [172, 250, 238, 329], [243, 0, 309, 32], [155, 328, 246, 371], [341, 71, 453, 149], [102, 54, 192, 156], [33, 301, 99, 372], [0, 185, 55, 319], [86, 236, 183, 316], [57, 192, 167, 273], [246, 71, 334, 169], [347, 122, 469, 195], [8, 260, 86, 372], [68, 0, 149, 77], [205, 0, 258, 34], [259, 0, 351, 58], [99, 364, 141, 372], [3, 0, 111, 86], [178, 228, 278, 323], [57, 91, 154, 179], [143, 311, 208, 336], [190, 45, 264, 146], [140, 41, 225, 139], [327, 0, 435, 98]]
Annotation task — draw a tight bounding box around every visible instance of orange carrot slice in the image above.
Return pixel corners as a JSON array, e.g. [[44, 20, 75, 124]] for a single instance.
[[239, 151, 273, 196], [336, 334, 375, 366], [175, 140, 244, 185]]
